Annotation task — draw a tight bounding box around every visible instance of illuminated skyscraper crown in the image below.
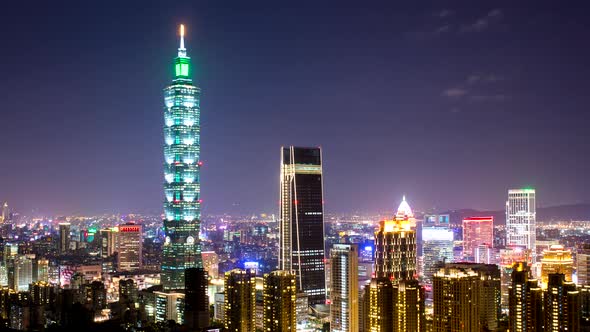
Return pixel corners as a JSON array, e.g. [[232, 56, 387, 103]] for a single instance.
[[396, 195, 414, 220]]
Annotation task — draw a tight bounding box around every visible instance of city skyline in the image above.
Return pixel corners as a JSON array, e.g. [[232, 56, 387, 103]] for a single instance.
[[1, 2, 590, 216]]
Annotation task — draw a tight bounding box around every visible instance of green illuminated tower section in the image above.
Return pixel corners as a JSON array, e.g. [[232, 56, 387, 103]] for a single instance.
[[162, 24, 202, 291]]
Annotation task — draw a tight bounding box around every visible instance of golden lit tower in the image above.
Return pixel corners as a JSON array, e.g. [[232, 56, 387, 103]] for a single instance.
[[367, 278, 394, 332], [509, 262, 543, 332], [432, 266, 481, 332], [263, 270, 297, 332], [224, 269, 256, 331], [544, 273, 580, 332], [540, 245, 573, 287], [374, 197, 416, 280]]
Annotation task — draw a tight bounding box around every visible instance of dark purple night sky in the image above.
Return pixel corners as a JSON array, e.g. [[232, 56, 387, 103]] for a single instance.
[[0, 1, 589, 215]]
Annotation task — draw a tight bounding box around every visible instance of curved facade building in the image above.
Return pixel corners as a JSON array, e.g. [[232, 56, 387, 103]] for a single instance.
[[161, 25, 202, 290]]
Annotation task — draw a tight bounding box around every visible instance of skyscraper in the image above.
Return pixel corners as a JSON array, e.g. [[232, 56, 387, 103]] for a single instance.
[[506, 189, 536, 259], [544, 273, 580, 332], [443, 263, 501, 331], [58, 223, 70, 254], [577, 243, 590, 285], [392, 279, 425, 332], [184, 268, 209, 330], [462, 216, 493, 262], [421, 226, 453, 283], [508, 262, 543, 332], [117, 223, 143, 272], [367, 278, 394, 332], [263, 270, 297, 332], [373, 198, 424, 332], [540, 244, 573, 287], [224, 269, 256, 331], [161, 24, 202, 291], [330, 244, 359, 332], [374, 206, 416, 280], [279, 146, 326, 305], [432, 266, 481, 332]]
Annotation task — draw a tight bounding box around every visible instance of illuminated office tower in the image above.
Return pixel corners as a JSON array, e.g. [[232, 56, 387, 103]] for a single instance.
[[577, 243, 590, 285], [444, 263, 501, 331], [263, 270, 297, 332], [367, 278, 394, 332], [117, 224, 143, 272], [499, 246, 531, 310], [184, 268, 209, 330], [421, 226, 453, 283], [36, 259, 49, 283], [544, 273, 580, 332], [374, 200, 417, 280], [14, 255, 33, 292], [540, 245, 573, 287], [506, 189, 536, 258], [58, 223, 70, 254], [330, 244, 358, 332], [224, 269, 256, 331], [279, 146, 326, 305], [161, 24, 202, 291], [392, 279, 425, 332], [100, 227, 117, 259], [155, 291, 185, 323], [432, 266, 481, 332], [509, 262, 543, 332], [462, 216, 493, 262]]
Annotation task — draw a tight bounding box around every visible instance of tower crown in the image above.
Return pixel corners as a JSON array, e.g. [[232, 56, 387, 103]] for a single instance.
[[174, 24, 191, 79]]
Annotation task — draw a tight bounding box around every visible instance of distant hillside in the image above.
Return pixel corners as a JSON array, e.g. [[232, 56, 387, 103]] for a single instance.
[[441, 204, 590, 225]]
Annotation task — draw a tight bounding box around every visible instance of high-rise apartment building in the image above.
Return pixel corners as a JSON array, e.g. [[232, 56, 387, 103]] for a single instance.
[[462, 216, 493, 262], [443, 263, 501, 331], [432, 266, 481, 332], [100, 228, 117, 259], [263, 270, 297, 332], [224, 269, 256, 331], [577, 243, 590, 285], [508, 262, 543, 332], [540, 244, 573, 287], [367, 278, 394, 332], [279, 146, 326, 305], [544, 273, 580, 332], [506, 189, 536, 258], [155, 291, 185, 323], [117, 224, 143, 272], [184, 268, 209, 329], [161, 24, 203, 291], [392, 279, 425, 332], [58, 223, 70, 254], [330, 244, 359, 332]]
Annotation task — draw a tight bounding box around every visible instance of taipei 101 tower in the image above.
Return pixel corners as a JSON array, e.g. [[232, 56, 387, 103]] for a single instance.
[[161, 25, 203, 290]]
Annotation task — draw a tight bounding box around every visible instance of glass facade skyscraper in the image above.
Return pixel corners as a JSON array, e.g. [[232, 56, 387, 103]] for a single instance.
[[279, 146, 326, 306], [161, 25, 202, 291], [506, 189, 536, 259]]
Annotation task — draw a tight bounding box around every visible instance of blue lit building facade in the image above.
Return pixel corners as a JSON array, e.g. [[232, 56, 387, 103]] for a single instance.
[[161, 25, 202, 290]]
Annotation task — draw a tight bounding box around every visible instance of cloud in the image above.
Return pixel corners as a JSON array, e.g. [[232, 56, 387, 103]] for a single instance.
[[437, 9, 454, 18], [469, 94, 509, 102], [442, 88, 468, 98], [466, 73, 503, 85], [435, 25, 451, 34], [461, 9, 503, 32]]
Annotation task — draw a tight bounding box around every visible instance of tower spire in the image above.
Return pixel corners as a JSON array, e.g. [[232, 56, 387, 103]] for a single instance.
[[178, 24, 186, 57]]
